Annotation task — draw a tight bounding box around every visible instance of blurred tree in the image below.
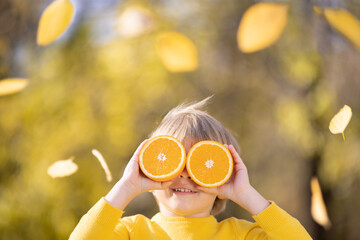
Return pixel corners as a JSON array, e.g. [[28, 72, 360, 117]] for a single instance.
[[0, 0, 360, 239]]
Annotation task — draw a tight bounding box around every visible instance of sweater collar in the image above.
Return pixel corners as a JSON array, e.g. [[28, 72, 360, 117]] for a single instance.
[[151, 212, 217, 223]]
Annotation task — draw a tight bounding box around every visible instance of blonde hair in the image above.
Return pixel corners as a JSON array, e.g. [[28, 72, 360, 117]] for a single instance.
[[150, 96, 240, 215]]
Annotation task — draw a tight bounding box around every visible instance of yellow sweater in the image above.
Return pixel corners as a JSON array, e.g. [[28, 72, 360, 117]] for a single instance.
[[69, 198, 312, 240]]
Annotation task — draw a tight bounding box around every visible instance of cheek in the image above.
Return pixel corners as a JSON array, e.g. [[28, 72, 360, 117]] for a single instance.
[[204, 193, 216, 203], [153, 189, 173, 204], [153, 189, 168, 199], [198, 192, 217, 205]]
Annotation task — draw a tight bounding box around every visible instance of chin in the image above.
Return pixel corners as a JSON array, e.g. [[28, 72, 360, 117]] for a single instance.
[[170, 204, 200, 216], [172, 203, 193, 212]]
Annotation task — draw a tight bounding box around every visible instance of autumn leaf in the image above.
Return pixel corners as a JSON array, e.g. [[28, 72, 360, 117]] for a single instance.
[[329, 105, 352, 140], [156, 31, 198, 72], [237, 3, 289, 53], [313, 6, 323, 15], [311, 177, 332, 229], [37, 0, 75, 46], [315, 7, 360, 50], [92, 149, 113, 182], [47, 157, 78, 178], [0, 78, 28, 96]]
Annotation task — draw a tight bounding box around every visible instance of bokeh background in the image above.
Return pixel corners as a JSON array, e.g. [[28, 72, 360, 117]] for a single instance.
[[1, 0, 360, 239]]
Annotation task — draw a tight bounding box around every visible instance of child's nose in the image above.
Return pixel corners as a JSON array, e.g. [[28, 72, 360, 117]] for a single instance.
[[179, 168, 191, 179]]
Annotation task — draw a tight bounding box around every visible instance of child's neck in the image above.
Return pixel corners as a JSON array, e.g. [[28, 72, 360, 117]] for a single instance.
[[159, 206, 211, 218]]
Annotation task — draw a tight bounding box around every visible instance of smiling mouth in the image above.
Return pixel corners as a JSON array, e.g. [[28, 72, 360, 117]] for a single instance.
[[172, 188, 197, 193]]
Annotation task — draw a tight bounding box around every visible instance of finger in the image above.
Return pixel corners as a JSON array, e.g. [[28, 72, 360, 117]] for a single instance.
[[196, 186, 218, 195], [131, 139, 148, 163], [142, 178, 161, 192], [229, 145, 246, 169], [161, 180, 173, 189], [145, 179, 173, 192]]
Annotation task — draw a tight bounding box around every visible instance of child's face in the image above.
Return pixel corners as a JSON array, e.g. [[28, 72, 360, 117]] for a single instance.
[[152, 140, 218, 217]]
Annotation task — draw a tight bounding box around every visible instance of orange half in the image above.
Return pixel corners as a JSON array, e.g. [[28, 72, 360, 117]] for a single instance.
[[187, 141, 233, 187], [139, 135, 186, 181]]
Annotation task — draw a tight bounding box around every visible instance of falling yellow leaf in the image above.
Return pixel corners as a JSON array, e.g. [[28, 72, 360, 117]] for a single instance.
[[311, 177, 331, 229], [313, 6, 323, 15], [324, 8, 360, 50], [329, 105, 352, 140], [237, 3, 289, 53], [156, 31, 198, 72], [37, 0, 75, 46], [0, 78, 28, 96], [92, 149, 112, 182], [47, 157, 78, 178]]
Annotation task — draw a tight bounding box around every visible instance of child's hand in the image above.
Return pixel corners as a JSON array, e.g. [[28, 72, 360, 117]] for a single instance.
[[120, 139, 173, 195], [196, 144, 251, 201], [105, 140, 172, 210], [196, 144, 270, 215]]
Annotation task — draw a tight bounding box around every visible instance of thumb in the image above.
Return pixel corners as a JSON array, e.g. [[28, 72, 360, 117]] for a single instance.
[[196, 186, 218, 195], [161, 180, 173, 189], [147, 180, 173, 192]]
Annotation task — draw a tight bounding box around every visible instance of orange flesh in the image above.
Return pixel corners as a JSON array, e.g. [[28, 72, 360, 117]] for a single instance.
[[187, 142, 232, 186], [140, 136, 185, 181]]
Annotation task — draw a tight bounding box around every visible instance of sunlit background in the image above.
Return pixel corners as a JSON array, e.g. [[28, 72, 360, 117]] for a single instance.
[[1, 0, 360, 239]]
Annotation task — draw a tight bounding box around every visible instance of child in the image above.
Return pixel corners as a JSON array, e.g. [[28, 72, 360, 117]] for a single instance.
[[69, 98, 313, 239]]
